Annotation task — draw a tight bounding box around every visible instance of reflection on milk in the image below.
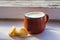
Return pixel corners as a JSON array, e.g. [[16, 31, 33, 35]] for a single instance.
[[25, 12, 45, 18]]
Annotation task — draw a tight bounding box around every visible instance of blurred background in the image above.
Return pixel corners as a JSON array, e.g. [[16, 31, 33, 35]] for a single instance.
[[0, 1, 59, 20]]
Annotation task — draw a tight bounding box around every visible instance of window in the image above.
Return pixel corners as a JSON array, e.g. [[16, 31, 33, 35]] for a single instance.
[[0, 0, 60, 19]]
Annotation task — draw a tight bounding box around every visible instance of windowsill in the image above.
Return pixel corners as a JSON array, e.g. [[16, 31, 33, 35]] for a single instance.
[[0, 1, 60, 8], [0, 19, 60, 40]]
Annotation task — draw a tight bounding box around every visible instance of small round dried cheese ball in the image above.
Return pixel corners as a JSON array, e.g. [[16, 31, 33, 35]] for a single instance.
[[8, 26, 16, 37], [16, 28, 28, 38]]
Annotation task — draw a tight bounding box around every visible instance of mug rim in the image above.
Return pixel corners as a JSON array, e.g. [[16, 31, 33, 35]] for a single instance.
[[24, 12, 45, 18]]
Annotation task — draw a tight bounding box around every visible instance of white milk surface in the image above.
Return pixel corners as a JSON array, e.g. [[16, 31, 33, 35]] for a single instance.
[[25, 12, 45, 18]]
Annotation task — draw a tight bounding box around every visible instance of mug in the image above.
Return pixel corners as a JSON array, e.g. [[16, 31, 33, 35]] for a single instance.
[[24, 12, 49, 34]]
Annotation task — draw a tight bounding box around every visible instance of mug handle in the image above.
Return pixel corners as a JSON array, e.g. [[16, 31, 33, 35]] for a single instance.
[[45, 14, 49, 23]]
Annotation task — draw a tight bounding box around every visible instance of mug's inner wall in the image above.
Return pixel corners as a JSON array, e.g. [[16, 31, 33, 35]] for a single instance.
[[25, 12, 45, 18]]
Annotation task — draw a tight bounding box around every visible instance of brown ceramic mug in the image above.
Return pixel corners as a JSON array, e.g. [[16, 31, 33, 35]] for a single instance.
[[24, 12, 49, 34]]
